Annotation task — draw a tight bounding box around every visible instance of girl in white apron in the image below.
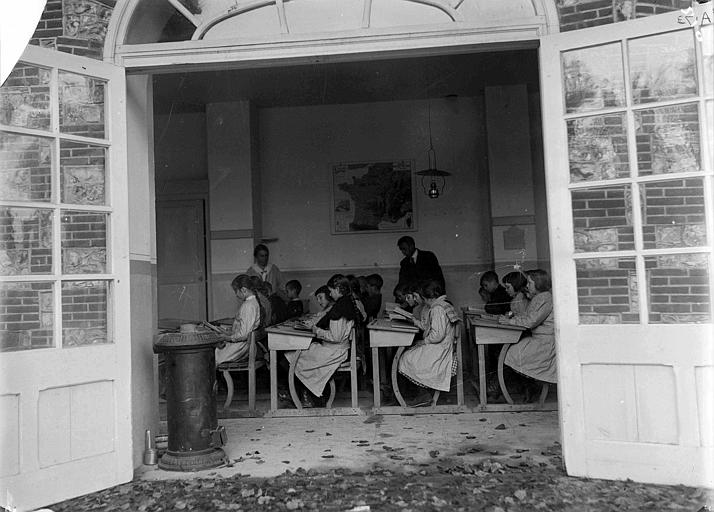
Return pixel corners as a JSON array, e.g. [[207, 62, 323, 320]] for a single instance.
[[215, 274, 264, 366], [285, 274, 360, 407], [398, 279, 460, 406]]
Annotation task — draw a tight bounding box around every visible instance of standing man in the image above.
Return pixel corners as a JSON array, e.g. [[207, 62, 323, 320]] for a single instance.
[[397, 236, 445, 291], [246, 244, 286, 299]]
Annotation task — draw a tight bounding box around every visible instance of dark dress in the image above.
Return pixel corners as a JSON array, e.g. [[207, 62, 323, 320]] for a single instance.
[[269, 294, 288, 324], [287, 299, 304, 319], [398, 249, 445, 290], [484, 285, 512, 315], [363, 294, 382, 320]]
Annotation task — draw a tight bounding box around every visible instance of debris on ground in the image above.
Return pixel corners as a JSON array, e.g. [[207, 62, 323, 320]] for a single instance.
[[51, 444, 711, 512]]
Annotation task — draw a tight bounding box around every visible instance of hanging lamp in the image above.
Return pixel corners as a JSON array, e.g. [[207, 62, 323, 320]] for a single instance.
[[416, 102, 451, 199]]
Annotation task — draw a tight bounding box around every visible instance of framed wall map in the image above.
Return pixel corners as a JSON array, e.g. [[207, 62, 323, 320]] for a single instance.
[[331, 160, 416, 234]]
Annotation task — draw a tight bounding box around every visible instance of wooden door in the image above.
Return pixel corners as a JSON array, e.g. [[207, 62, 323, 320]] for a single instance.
[[156, 199, 207, 322], [0, 45, 132, 510], [541, 8, 713, 486]]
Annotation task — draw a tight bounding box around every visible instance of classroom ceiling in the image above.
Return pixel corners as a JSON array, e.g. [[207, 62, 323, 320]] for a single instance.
[[152, 49, 540, 114]]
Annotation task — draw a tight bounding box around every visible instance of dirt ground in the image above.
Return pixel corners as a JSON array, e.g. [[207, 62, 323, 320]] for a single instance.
[[52, 412, 712, 511], [51, 449, 711, 511]]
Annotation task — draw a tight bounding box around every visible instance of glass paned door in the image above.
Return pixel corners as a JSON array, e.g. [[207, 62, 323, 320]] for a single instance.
[[1, 57, 112, 351], [541, 6, 713, 488], [561, 24, 711, 326], [0, 45, 131, 512]]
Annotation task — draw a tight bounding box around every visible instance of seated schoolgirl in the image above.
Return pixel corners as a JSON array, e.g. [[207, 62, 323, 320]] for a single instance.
[[363, 274, 384, 320], [346, 274, 368, 324], [215, 274, 264, 366], [251, 276, 272, 328], [501, 271, 530, 316], [398, 279, 460, 406], [405, 281, 429, 330], [284, 274, 360, 407], [498, 269, 555, 402], [301, 285, 335, 330]]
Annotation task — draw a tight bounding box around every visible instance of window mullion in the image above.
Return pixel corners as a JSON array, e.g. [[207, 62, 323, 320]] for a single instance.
[[50, 66, 63, 348], [621, 36, 649, 325]]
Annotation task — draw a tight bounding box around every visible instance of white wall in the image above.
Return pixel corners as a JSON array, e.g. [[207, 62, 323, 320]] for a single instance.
[[258, 97, 491, 272], [154, 111, 207, 184], [127, 75, 159, 469]]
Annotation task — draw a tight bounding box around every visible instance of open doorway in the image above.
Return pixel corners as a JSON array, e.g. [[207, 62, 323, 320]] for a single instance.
[[151, 47, 552, 414]]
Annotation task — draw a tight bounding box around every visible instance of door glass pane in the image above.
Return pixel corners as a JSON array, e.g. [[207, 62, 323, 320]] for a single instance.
[[60, 140, 106, 205], [573, 186, 633, 252], [634, 103, 701, 175], [562, 43, 626, 114], [62, 280, 109, 346], [568, 114, 629, 182], [702, 24, 713, 97], [646, 253, 710, 324], [0, 282, 54, 351], [629, 31, 697, 104], [0, 133, 53, 202], [0, 207, 53, 275], [576, 257, 639, 324], [59, 71, 106, 139], [642, 178, 707, 249], [61, 210, 107, 274], [0, 62, 51, 131]]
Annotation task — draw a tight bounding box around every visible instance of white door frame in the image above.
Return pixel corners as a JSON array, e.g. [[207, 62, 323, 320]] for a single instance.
[[0, 44, 132, 510], [541, 9, 713, 486], [103, 0, 557, 71]]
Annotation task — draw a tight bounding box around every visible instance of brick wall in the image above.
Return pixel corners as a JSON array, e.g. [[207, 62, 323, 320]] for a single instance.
[[643, 178, 706, 249], [61, 211, 107, 274], [557, 0, 691, 32], [0, 282, 54, 351], [0, 133, 52, 203], [573, 187, 635, 252], [0, 63, 51, 130], [62, 280, 108, 346], [0, 208, 53, 276], [577, 258, 639, 323], [30, 0, 115, 61], [646, 253, 710, 323], [1, 280, 112, 351]]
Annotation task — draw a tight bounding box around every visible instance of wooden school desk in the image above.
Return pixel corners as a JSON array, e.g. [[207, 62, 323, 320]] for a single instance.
[[265, 322, 313, 416], [368, 318, 465, 414], [464, 312, 555, 410], [367, 318, 419, 409], [266, 320, 362, 417]]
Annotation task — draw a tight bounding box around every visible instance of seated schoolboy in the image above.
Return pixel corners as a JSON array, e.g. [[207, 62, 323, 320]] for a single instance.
[[479, 271, 511, 315], [215, 274, 264, 366], [398, 279, 460, 407], [265, 281, 288, 325], [285, 279, 304, 319], [393, 282, 412, 312], [363, 273, 384, 320], [284, 274, 360, 407]]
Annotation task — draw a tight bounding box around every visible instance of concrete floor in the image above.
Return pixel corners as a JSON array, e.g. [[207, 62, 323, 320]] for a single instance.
[[138, 411, 560, 481]]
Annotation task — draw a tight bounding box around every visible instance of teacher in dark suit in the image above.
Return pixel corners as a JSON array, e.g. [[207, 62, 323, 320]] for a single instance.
[[397, 236, 446, 291]]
